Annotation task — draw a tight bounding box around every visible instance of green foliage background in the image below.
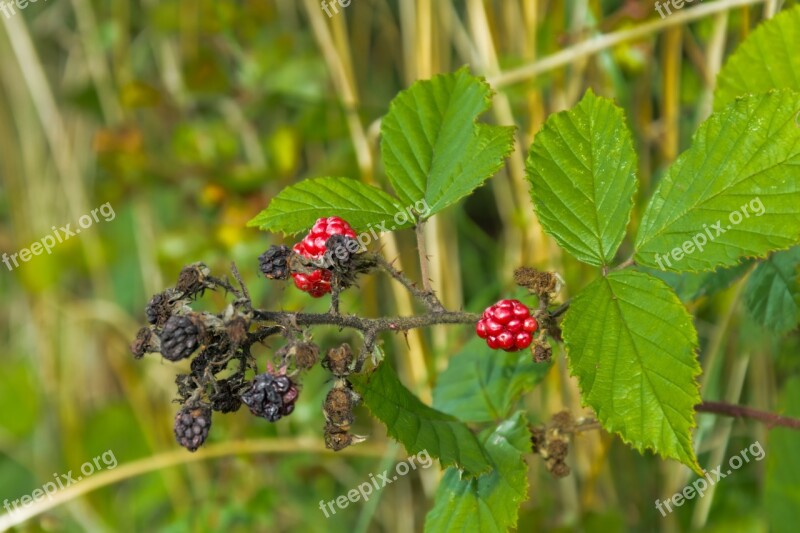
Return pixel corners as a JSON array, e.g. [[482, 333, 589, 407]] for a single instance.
[[0, 0, 799, 532]]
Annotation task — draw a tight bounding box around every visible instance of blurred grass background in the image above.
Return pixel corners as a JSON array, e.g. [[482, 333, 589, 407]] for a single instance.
[[1, 0, 799, 531]]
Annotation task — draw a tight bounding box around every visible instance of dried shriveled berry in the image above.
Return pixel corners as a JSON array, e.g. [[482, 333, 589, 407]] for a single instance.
[[294, 342, 320, 370], [210, 376, 244, 413], [174, 404, 212, 452], [145, 290, 177, 328], [322, 343, 354, 377], [323, 387, 356, 428], [160, 315, 202, 361], [476, 299, 538, 352], [532, 339, 552, 363], [131, 327, 159, 359], [258, 245, 292, 281], [176, 263, 211, 297], [324, 423, 353, 452]]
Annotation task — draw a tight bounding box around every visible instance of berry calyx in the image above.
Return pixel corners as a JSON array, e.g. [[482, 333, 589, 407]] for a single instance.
[[476, 299, 538, 352], [291, 217, 357, 297]]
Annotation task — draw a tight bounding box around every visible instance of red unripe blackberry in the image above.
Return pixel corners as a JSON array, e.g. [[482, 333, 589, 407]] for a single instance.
[[476, 299, 538, 352], [291, 217, 357, 298]]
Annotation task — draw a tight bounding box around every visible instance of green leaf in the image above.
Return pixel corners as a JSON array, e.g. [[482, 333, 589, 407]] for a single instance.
[[635, 91, 800, 272], [425, 412, 530, 532], [744, 247, 800, 333], [246, 177, 408, 234], [433, 337, 551, 423], [766, 377, 800, 533], [642, 261, 753, 302], [526, 89, 638, 266], [380, 67, 515, 216], [715, 6, 800, 109], [562, 270, 702, 474], [350, 361, 492, 476]]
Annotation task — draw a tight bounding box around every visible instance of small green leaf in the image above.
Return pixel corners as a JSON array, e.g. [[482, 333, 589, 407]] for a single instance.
[[246, 177, 408, 234], [350, 361, 492, 476], [433, 337, 551, 423], [380, 67, 515, 216], [715, 6, 800, 109], [744, 247, 800, 333], [425, 412, 531, 532], [526, 89, 638, 266], [562, 270, 702, 474], [635, 91, 800, 272]]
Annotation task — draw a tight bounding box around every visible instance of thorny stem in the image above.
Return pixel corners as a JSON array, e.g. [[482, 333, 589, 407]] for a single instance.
[[373, 254, 446, 312], [252, 309, 481, 335]]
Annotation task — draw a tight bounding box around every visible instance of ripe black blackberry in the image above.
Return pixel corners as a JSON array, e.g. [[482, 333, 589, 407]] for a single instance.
[[174, 404, 212, 452], [258, 245, 292, 280], [160, 315, 202, 361], [241, 372, 299, 422]]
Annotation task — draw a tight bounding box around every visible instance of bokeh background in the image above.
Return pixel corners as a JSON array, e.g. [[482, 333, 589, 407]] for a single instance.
[[1, 0, 799, 531]]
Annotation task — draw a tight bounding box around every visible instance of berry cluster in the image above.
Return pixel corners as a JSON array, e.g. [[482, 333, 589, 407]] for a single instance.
[[131, 264, 307, 452], [241, 370, 299, 422], [291, 216, 357, 297], [476, 299, 538, 352]]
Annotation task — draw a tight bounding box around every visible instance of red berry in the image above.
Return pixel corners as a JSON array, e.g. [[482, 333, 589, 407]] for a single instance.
[[493, 307, 513, 324], [496, 331, 515, 350], [291, 217, 357, 297], [477, 299, 536, 352], [515, 331, 533, 350], [506, 319, 522, 333], [485, 319, 504, 336]]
